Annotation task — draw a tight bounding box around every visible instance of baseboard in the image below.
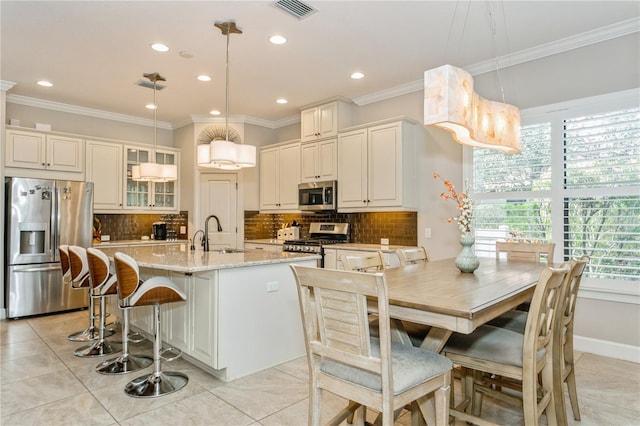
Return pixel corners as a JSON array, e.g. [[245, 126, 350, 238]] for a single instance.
[[574, 335, 640, 363]]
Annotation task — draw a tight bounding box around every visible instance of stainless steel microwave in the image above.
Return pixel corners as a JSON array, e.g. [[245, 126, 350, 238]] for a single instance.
[[298, 181, 337, 211]]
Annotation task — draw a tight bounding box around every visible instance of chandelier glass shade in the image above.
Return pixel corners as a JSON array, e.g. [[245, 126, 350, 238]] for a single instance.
[[132, 72, 178, 181], [197, 20, 256, 169], [424, 64, 521, 155]]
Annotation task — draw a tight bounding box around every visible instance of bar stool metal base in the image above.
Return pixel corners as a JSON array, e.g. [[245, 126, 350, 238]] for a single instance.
[[96, 353, 153, 375], [124, 371, 188, 398], [74, 341, 122, 358], [67, 326, 115, 342]]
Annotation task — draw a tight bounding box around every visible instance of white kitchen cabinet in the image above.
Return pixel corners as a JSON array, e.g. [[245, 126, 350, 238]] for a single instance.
[[163, 271, 191, 353], [323, 248, 338, 269], [259, 141, 300, 212], [300, 99, 353, 142], [337, 119, 417, 212], [86, 141, 122, 211], [124, 145, 179, 211], [190, 271, 218, 365], [300, 138, 337, 182], [5, 129, 84, 173], [244, 242, 283, 252]]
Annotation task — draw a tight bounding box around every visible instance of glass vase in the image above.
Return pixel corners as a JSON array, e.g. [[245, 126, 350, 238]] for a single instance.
[[455, 231, 480, 273]]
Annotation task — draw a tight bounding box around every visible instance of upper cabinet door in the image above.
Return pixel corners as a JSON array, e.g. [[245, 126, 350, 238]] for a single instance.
[[337, 129, 368, 209], [5, 130, 83, 173], [301, 108, 319, 142], [46, 135, 84, 172], [300, 142, 319, 182], [367, 123, 402, 207], [5, 130, 45, 169], [86, 141, 122, 211], [317, 102, 338, 139]]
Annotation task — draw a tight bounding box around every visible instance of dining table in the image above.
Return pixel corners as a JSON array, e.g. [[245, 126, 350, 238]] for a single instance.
[[368, 256, 549, 353]]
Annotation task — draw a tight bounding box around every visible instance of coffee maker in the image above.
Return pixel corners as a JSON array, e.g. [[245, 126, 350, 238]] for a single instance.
[[152, 222, 167, 240]]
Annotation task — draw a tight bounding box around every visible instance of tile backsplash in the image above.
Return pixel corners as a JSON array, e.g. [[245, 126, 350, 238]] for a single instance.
[[244, 211, 417, 246], [94, 211, 188, 241]]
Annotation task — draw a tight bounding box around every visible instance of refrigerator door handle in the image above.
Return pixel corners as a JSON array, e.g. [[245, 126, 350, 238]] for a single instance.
[[12, 264, 62, 273], [51, 183, 59, 257]]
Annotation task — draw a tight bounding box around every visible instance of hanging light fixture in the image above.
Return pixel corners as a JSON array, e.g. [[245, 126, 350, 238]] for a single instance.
[[424, 64, 520, 155], [424, 1, 521, 155], [132, 72, 178, 181], [197, 20, 256, 169]]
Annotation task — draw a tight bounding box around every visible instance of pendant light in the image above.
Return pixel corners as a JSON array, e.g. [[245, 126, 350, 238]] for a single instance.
[[424, 2, 521, 155], [132, 72, 178, 181], [197, 20, 256, 169], [424, 64, 521, 155]]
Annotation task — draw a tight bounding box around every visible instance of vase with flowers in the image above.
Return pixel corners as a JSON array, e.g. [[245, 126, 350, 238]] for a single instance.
[[434, 172, 480, 273]]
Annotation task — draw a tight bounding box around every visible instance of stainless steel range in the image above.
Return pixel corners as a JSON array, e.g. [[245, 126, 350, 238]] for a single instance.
[[283, 222, 349, 267]]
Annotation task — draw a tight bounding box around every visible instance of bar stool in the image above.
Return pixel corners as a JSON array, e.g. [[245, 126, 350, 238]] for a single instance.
[[91, 248, 153, 374], [59, 245, 72, 284], [66, 245, 114, 342], [114, 252, 188, 397], [71, 246, 121, 357]]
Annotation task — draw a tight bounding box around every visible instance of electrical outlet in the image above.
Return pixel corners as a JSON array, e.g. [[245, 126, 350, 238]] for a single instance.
[[180, 226, 187, 234], [381, 238, 389, 246], [266, 281, 279, 292], [424, 228, 432, 239], [100, 235, 110, 241]]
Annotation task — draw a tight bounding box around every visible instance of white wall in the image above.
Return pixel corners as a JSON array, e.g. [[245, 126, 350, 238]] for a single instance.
[[1, 87, 7, 318], [5, 102, 173, 147]]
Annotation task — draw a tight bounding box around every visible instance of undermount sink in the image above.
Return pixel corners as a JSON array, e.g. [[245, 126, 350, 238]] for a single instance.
[[210, 248, 246, 254]]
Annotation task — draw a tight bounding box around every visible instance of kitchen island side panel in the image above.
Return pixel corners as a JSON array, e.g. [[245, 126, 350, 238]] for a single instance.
[[216, 259, 314, 381]]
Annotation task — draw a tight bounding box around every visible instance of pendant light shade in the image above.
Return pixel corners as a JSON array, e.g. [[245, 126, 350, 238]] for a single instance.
[[132, 72, 178, 181], [424, 64, 521, 155], [197, 20, 256, 169]]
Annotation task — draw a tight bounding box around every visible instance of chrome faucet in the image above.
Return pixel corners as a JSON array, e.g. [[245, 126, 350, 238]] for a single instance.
[[203, 215, 223, 252]]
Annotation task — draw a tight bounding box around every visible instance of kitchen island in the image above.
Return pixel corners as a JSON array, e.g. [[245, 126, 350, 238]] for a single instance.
[[98, 244, 319, 381]]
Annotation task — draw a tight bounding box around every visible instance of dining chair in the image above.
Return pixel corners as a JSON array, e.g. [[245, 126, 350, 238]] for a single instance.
[[443, 262, 572, 426], [341, 252, 386, 272], [488, 255, 589, 423], [495, 241, 555, 263], [396, 247, 430, 266], [290, 265, 452, 426]]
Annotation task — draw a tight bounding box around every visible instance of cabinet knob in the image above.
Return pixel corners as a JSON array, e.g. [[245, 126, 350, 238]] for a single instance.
[[47, 163, 50, 166], [42, 163, 46, 166]]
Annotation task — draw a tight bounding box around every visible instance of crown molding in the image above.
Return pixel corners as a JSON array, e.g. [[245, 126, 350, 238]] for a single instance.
[[5, 18, 638, 123], [1, 80, 17, 91], [6, 94, 172, 130], [354, 17, 640, 107]]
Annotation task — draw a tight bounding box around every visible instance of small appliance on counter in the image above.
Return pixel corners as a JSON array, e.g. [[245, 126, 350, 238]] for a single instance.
[[277, 226, 300, 242], [152, 222, 167, 240]]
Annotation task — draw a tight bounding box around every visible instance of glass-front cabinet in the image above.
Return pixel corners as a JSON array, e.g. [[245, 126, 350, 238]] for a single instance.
[[124, 146, 178, 211]]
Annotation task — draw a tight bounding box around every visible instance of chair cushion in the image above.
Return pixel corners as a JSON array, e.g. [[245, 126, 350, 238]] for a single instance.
[[487, 310, 528, 334], [443, 325, 544, 367], [321, 338, 452, 395]]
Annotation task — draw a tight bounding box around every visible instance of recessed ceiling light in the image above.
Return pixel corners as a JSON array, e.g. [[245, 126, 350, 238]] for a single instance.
[[276, 98, 288, 104], [145, 103, 157, 110], [197, 75, 212, 82], [269, 35, 287, 45], [151, 43, 169, 52], [351, 72, 365, 79], [210, 110, 221, 116], [37, 80, 53, 87], [179, 51, 194, 59]]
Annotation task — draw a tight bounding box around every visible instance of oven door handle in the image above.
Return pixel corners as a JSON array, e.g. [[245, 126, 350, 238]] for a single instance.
[[12, 264, 62, 273]]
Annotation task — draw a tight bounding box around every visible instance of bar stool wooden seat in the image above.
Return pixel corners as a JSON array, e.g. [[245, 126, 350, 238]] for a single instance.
[[71, 246, 121, 357], [114, 252, 188, 398], [396, 246, 430, 265], [65, 245, 114, 342], [89, 248, 152, 374], [341, 252, 386, 272]]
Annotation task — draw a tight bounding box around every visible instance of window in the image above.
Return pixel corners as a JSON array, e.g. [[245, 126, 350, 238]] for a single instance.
[[468, 89, 640, 287]]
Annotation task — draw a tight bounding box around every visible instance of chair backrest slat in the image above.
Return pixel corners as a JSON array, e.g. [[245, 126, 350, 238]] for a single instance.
[[396, 247, 429, 266], [342, 252, 386, 272], [496, 241, 555, 264]]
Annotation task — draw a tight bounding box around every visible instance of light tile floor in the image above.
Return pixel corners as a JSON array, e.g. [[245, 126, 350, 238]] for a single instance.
[[1, 310, 639, 425]]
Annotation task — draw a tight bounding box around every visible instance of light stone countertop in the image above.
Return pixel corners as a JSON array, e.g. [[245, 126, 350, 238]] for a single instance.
[[93, 239, 188, 247], [329, 243, 416, 253], [244, 239, 284, 245], [97, 244, 320, 273]]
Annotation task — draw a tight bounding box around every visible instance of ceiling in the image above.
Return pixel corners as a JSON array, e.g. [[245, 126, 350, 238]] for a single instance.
[[2, 1, 639, 128]]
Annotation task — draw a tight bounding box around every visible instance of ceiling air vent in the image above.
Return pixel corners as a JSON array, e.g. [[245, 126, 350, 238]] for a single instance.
[[273, 0, 317, 20]]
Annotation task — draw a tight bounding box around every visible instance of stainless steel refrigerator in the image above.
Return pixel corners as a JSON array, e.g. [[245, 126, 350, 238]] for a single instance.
[[5, 177, 93, 318]]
